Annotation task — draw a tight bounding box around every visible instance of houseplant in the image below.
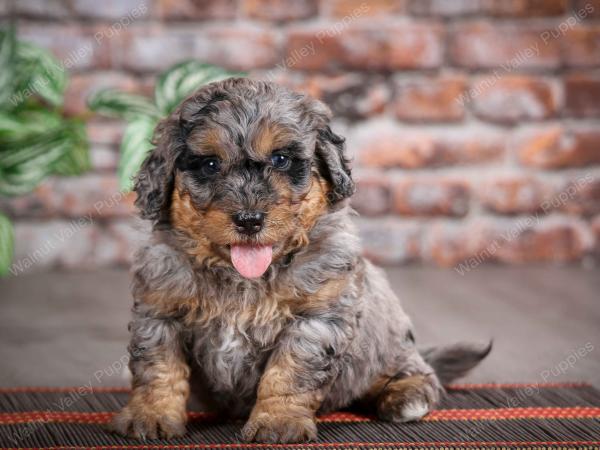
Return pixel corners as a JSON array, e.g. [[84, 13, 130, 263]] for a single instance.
[[0, 26, 90, 276]]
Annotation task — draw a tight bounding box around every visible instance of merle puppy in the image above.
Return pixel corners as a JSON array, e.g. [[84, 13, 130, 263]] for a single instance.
[[111, 77, 490, 443]]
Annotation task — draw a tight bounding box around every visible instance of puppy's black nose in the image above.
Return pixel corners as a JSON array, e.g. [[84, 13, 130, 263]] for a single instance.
[[232, 211, 265, 235]]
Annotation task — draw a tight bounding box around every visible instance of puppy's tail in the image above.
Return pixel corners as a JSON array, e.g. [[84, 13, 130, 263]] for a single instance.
[[420, 341, 492, 385]]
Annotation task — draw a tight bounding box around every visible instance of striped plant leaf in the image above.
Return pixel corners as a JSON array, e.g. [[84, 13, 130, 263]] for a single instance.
[[0, 164, 49, 196], [154, 61, 242, 115], [87, 89, 160, 121], [52, 120, 90, 176], [0, 27, 17, 109], [14, 41, 67, 108], [118, 116, 155, 191], [0, 213, 14, 277], [0, 128, 80, 196]]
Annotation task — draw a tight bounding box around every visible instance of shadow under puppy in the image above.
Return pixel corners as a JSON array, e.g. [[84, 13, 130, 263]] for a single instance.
[[112, 78, 490, 443]]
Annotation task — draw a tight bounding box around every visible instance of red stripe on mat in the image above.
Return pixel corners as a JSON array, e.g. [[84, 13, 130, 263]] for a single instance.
[[2, 407, 600, 425], [0, 382, 590, 394], [8, 441, 600, 450]]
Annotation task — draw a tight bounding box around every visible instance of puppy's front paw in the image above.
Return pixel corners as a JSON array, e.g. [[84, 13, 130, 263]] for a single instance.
[[110, 404, 187, 440], [241, 405, 317, 443], [377, 374, 441, 423]]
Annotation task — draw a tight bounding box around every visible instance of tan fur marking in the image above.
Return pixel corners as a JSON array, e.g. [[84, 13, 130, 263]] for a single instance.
[[252, 121, 295, 158], [187, 127, 228, 159]]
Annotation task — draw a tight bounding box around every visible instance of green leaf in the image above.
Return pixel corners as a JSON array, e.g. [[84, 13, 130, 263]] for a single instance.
[[52, 119, 91, 176], [87, 89, 160, 121], [154, 61, 243, 115], [14, 41, 67, 108], [0, 110, 63, 144], [118, 116, 156, 191], [0, 27, 17, 109], [0, 213, 14, 277]]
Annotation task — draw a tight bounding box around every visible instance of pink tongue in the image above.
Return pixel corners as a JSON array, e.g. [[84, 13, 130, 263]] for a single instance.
[[230, 245, 273, 279]]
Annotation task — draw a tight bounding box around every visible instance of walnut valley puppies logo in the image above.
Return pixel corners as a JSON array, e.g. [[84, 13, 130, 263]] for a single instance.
[[454, 173, 594, 275], [8, 190, 127, 276], [9, 1, 148, 107], [266, 3, 369, 80], [456, 2, 595, 107], [505, 342, 594, 409]]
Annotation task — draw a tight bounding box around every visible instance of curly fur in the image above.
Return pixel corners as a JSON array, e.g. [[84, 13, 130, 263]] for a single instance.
[[111, 78, 490, 444]]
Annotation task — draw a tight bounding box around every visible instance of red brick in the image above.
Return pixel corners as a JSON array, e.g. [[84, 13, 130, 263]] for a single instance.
[[357, 218, 421, 265], [449, 22, 561, 69], [424, 217, 592, 267], [565, 74, 600, 117], [494, 218, 593, 263], [18, 23, 110, 71], [470, 76, 558, 124], [121, 25, 279, 72], [392, 178, 470, 217], [411, 0, 567, 16], [353, 121, 504, 169], [410, 0, 481, 16], [86, 121, 126, 146], [65, 72, 145, 116], [157, 0, 237, 20], [0, 175, 135, 220], [563, 26, 600, 68], [242, 0, 318, 21], [72, 0, 151, 20], [394, 75, 466, 122], [10, 219, 138, 273], [283, 74, 390, 119], [285, 21, 443, 71], [485, 0, 567, 16], [90, 145, 119, 172], [11, 221, 102, 273], [423, 220, 493, 268], [516, 126, 600, 169], [478, 175, 555, 215], [352, 173, 391, 216], [560, 176, 600, 216], [322, 0, 406, 17], [572, 0, 600, 19], [15, 0, 72, 19]]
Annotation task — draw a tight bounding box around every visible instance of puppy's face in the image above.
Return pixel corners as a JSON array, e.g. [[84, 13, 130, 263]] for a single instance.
[[134, 78, 354, 278]]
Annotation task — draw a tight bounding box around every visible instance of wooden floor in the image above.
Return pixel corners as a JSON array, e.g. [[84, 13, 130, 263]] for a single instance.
[[0, 266, 598, 388]]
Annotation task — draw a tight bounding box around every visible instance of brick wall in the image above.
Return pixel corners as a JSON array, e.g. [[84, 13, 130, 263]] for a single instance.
[[2, 0, 600, 273]]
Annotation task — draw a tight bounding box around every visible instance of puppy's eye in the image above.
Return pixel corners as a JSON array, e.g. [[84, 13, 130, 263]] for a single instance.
[[270, 153, 291, 171], [198, 157, 221, 177]]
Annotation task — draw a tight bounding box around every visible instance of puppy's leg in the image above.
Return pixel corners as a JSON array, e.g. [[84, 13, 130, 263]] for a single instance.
[[241, 317, 349, 444], [369, 352, 442, 423], [110, 312, 190, 439], [376, 372, 441, 422]]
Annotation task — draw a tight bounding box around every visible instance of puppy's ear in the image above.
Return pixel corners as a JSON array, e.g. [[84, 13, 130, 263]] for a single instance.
[[311, 101, 355, 204], [134, 82, 230, 224], [133, 118, 180, 224]]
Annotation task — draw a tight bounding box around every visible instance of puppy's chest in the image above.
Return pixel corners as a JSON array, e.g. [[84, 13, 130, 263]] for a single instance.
[[191, 298, 291, 396]]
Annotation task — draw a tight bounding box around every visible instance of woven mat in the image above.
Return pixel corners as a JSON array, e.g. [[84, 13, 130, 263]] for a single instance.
[[0, 383, 599, 449]]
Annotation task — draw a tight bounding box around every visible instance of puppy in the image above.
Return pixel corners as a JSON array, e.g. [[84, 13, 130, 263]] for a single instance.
[[111, 78, 490, 443]]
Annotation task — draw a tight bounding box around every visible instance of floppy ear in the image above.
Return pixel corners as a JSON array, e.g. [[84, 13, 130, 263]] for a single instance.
[[133, 118, 180, 224], [315, 124, 355, 204], [134, 82, 231, 224]]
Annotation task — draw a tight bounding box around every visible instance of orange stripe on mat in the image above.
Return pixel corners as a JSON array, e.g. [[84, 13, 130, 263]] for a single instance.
[[2, 407, 600, 425]]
